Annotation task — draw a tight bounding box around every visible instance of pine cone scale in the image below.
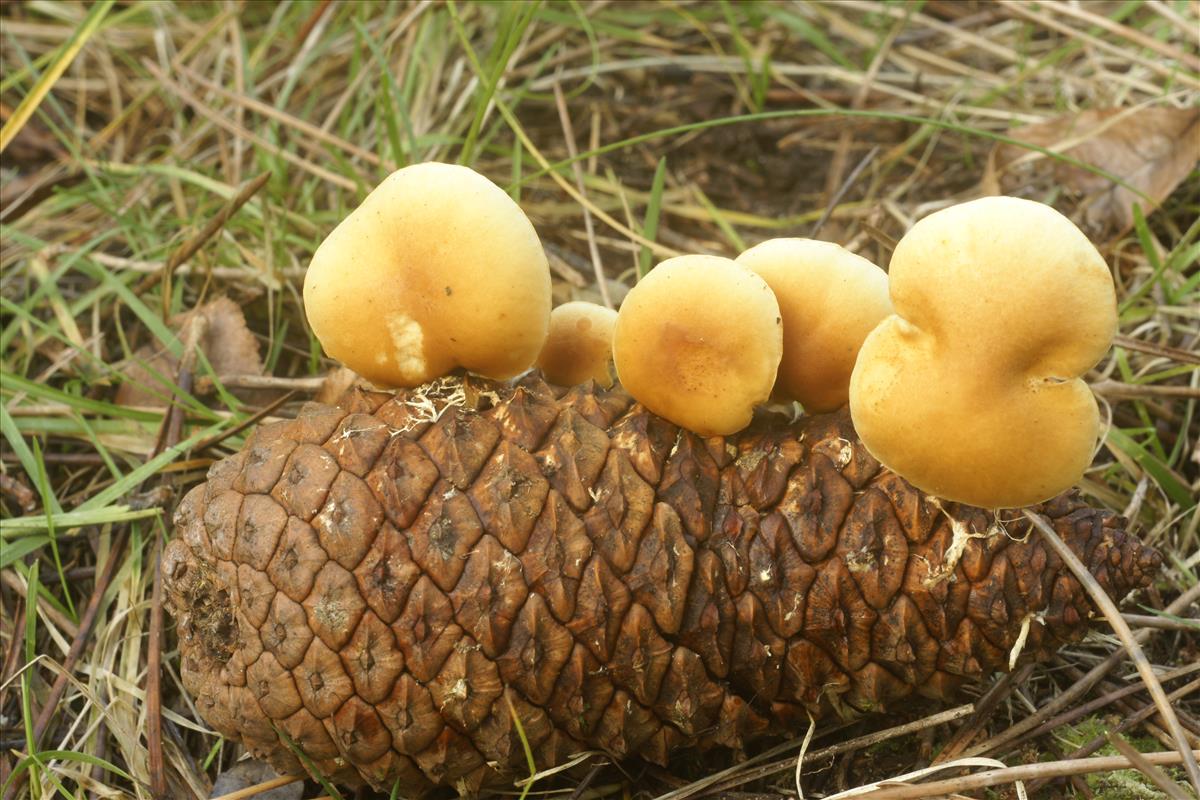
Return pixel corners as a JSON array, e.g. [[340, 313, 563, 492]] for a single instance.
[[164, 375, 1161, 793]]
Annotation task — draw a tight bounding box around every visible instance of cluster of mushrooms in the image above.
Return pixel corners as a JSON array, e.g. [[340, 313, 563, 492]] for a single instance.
[[304, 162, 1117, 512]]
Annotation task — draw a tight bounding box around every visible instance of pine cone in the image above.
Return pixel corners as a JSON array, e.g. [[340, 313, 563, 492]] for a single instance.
[[163, 374, 1160, 794]]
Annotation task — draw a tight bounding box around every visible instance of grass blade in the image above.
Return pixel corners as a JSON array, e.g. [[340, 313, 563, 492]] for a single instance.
[[1107, 428, 1197, 510], [638, 157, 667, 279], [0, 404, 62, 514], [0, 0, 116, 154], [30, 438, 75, 620], [77, 423, 226, 513], [1, 507, 161, 539]]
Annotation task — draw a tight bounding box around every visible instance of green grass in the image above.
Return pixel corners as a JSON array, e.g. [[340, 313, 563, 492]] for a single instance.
[[1, 1, 1197, 798]]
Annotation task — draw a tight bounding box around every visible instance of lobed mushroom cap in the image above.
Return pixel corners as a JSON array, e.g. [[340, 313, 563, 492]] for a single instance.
[[303, 162, 552, 387], [849, 196, 1117, 508], [536, 301, 618, 388], [612, 254, 782, 436], [736, 238, 891, 412]]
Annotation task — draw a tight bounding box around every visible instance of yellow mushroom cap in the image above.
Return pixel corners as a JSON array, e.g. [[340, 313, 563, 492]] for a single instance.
[[537, 301, 618, 388], [613, 254, 783, 436], [849, 196, 1117, 508], [303, 162, 551, 387], [736, 238, 891, 412]]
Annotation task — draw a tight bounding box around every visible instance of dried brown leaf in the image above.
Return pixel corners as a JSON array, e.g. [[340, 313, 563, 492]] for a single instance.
[[116, 296, 264, 407], [191, 296, 263, 377], [985, 108, 1200, 238]]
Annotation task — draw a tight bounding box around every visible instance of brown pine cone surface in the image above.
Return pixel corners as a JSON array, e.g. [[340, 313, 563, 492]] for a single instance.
[[163, 374, 1161, 794]]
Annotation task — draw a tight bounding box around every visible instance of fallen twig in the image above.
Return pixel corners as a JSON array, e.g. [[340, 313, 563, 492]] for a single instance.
[[692, 705, 974, 799], [1018, 663, 1200, 749], [935, 663, 1036, 764], [193, 374, 326, 394], [1121, 611, 1200, 631], [1112, 334, 1200, 365], [147, 532, 167, 799], [133, 170, 272, 314], [845, 750, 1199, 799], [0, 569, 79, 639], [208, 774, 303, 800], [811, 145, 879, 239], [1092, 380, 1200, 400], [554, 80, 611, 309], [147, 321, 206, 798]]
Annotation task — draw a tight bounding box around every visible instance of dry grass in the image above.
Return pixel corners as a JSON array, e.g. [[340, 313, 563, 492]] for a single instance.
[[1, 1, 1198, 799]]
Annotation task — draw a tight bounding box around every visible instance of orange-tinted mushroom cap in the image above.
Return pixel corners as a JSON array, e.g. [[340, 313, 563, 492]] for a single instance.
[[537, 302, 618, 388], [613, 254, 783, 436], [849, 196, 1117, 508], [303, 163, 552, 387], [736, 238, 890, 412]]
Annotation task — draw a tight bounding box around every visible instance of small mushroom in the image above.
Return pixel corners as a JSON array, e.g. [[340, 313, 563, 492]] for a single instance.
[[536, 301, 618, 388], [849, 196, 1117, 508], [612, 254, 783, 436], [303, 162, 552, 387], [736, 238, 891, 412]]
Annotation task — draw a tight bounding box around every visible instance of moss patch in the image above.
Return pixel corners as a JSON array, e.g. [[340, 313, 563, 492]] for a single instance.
[[1055, 714, 1185, 799]]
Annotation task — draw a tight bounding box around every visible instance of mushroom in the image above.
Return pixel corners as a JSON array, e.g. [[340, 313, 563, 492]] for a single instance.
[[735, 238, 891, 412], [536, 301, 618, 388], [849, 196, 1117, 508], [612, 254, 783, 436], [303, 162, 552, 387]]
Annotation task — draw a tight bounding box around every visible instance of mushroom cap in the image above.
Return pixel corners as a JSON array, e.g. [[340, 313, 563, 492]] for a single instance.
[[613, 254, 783, 436], [849, 196, 1117, 508], [736, 238, 891, 412], [303, 162, 552, 387], [537, 301, 618, 388]]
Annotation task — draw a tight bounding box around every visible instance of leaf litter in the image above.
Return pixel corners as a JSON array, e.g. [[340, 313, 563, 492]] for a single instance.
[[115, 295, 265, 408], [984, 107, 1200, 240]]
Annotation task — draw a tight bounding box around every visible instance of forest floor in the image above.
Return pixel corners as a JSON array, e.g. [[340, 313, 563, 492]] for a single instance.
[[1, 2, 1198, 799]]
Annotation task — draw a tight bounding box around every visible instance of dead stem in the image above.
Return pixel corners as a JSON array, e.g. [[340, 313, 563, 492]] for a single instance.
[[207, 774, 303, 800], [691, 706, 975, 799], [553, 80, 611, 309], [934, 664, 1037, 764], [849, 750, 1200, 799], [1092, 380, 1200, 399], [1121, 612, 1200, 632], [137, 170, 273, 314]]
